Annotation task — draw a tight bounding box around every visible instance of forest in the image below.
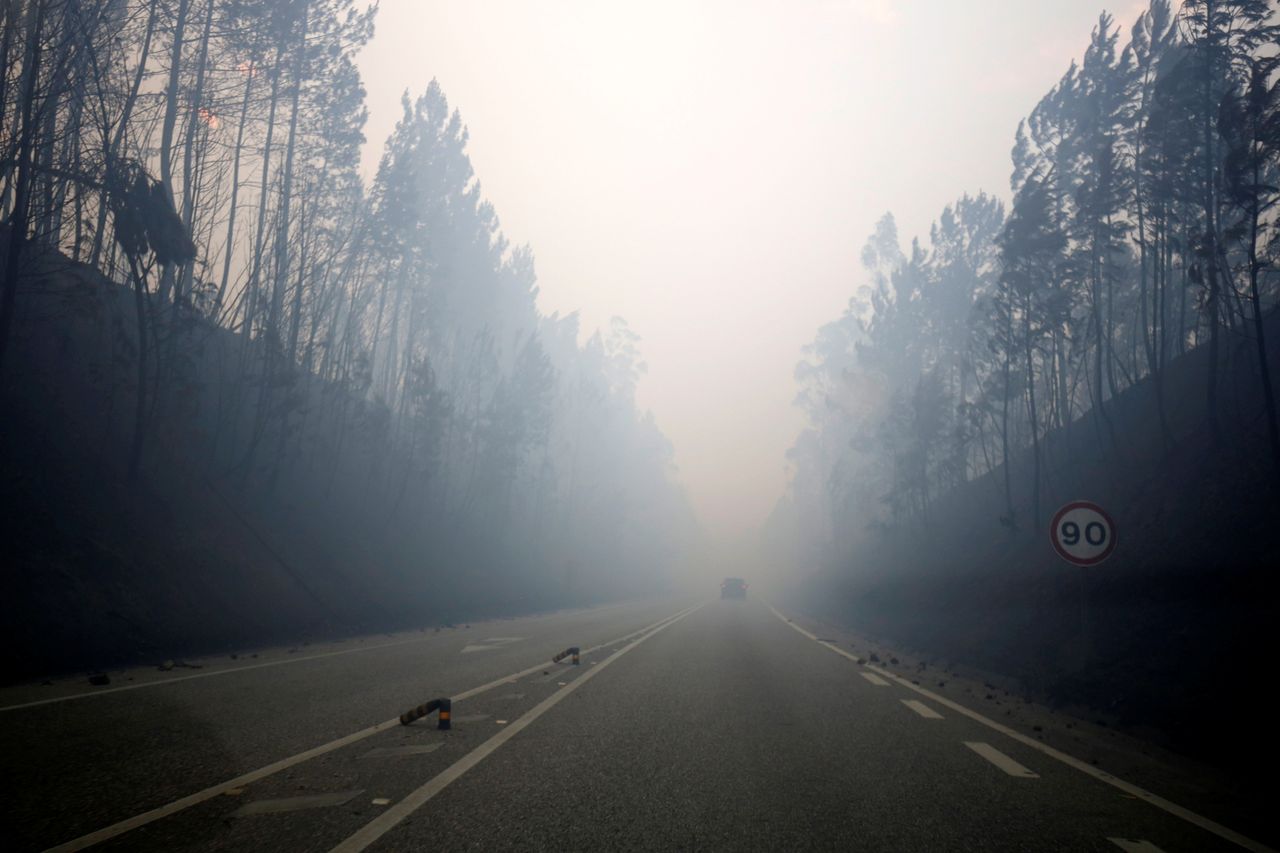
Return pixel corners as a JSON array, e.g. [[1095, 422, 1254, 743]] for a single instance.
[[0, 0, 697, 675], [775, 0, 1278, 562], [769, 0, 1280, 758], [3, 4, 1278, 848]]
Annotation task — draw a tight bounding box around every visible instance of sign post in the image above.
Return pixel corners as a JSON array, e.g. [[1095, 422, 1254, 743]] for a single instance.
[[1050, 500, 1116, 671]]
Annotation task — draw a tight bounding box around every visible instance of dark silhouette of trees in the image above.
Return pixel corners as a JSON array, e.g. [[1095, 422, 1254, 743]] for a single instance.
[[780, 0, 1280, 566], [0, 0, 696, 606], [1219, 53, 1280, 485]]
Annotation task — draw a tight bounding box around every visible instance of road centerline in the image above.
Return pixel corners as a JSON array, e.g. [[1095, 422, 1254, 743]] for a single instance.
[[327, 603, 705, 853], [41, 604, 696, 853]]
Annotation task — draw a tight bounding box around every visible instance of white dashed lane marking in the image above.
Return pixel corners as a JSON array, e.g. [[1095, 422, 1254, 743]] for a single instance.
[[1108, 840, 1166, 852], [963, 742, 1039, 778], [901, 699, 942, 719], [327, 605, 703, 853], [767, 603, 1277, 853], [860, 672, 890, 687], [44, 608, 693, 852]]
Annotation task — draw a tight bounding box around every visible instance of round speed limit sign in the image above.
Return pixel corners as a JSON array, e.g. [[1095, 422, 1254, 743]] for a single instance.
[[1050, 501, 1116, 566]]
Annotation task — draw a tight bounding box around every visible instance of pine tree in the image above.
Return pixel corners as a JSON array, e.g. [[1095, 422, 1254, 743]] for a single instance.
[[1219, 53, 1280, 485]]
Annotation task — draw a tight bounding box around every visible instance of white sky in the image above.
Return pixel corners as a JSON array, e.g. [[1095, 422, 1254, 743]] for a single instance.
[[355, 0, 1150, 547]]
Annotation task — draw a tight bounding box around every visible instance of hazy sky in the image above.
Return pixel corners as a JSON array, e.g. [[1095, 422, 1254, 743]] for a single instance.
[[356, 0, 1149, 546]]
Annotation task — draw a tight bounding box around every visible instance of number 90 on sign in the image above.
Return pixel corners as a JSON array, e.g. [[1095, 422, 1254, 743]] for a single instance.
[[1049, 501, 1116, 566]]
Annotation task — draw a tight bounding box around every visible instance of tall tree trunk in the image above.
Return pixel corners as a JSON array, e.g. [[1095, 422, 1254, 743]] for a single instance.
[[156, 0, 192, 305], [265, 3, 307, 351], [1103, 210, 1120, 400], [89, 0, 157, 268], [253, 4, 308, 487], [125, 254, 151, 480], [0, 1, 16, 153], [215, 69, 254, 316], [1201, 0, 1223, 444], [999, 288, 1014, 528], [176, 0, 215, 303], [0, 0, 46, 378], [1090, 235, 1114, 452], [242, 47, 283, 343], [1024, 296, 1041, 529], [1177, 222, 1191, 357], [33, 85, 57, 242], [1245, 155, 1280, 486]]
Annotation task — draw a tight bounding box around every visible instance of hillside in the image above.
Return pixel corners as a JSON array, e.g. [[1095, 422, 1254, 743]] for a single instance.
[[0, 241, 681, 682], [788, 312, 1280, 768]]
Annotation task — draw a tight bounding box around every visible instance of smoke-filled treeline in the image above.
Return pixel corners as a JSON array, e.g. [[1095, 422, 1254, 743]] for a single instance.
[[774, 0, 1280, 567], [0, 1, 696, 611]]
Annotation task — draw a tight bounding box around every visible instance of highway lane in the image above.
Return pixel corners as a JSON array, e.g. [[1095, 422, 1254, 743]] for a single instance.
[[348, 599, 1258, 853], [2, 596, 1270, 852], [0, 597, 689, 851]]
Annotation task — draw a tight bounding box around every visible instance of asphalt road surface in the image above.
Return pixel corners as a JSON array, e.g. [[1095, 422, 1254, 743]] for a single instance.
[[0, 597, 1270, 852]]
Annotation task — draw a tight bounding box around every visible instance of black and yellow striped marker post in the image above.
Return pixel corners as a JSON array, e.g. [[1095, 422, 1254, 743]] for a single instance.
[[552, 646, 580, 666], [399, 697, 452, 730]]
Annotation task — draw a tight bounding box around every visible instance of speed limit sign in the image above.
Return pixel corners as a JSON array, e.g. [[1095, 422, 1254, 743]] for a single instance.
[[1050, 501, 1116, 566]]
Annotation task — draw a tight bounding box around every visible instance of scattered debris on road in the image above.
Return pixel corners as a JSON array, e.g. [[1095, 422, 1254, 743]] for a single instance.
[[399, 697, 452, 729]]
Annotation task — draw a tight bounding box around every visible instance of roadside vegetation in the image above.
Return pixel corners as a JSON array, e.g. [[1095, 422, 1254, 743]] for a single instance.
[[0, 0, 697, 678], [771, 0, 1280, 766]]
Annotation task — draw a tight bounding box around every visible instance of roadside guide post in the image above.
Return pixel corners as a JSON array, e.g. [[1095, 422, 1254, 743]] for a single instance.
[[1049, 501, 1117, 669]]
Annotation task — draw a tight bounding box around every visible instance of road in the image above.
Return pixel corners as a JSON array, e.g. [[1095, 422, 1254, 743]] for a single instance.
[[0, 597, 1270, 852]]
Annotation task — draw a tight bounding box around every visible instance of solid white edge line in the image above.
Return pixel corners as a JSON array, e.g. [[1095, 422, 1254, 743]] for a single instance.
[[964, 741, 1039, 777], [42, 605, 696, 853], [767, 604, 1276, 853], [2, 636, 444, 712], [328, 603, 704, 853], [4, 603, 655, 712]]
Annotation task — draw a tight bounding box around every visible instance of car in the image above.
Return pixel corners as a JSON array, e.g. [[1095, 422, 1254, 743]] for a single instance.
[[720, 577, 748, 599]]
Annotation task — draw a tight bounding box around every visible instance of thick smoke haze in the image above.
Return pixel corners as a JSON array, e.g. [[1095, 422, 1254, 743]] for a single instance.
[[356, 0, 1141, 545], [5, 2, 1279, 848]]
